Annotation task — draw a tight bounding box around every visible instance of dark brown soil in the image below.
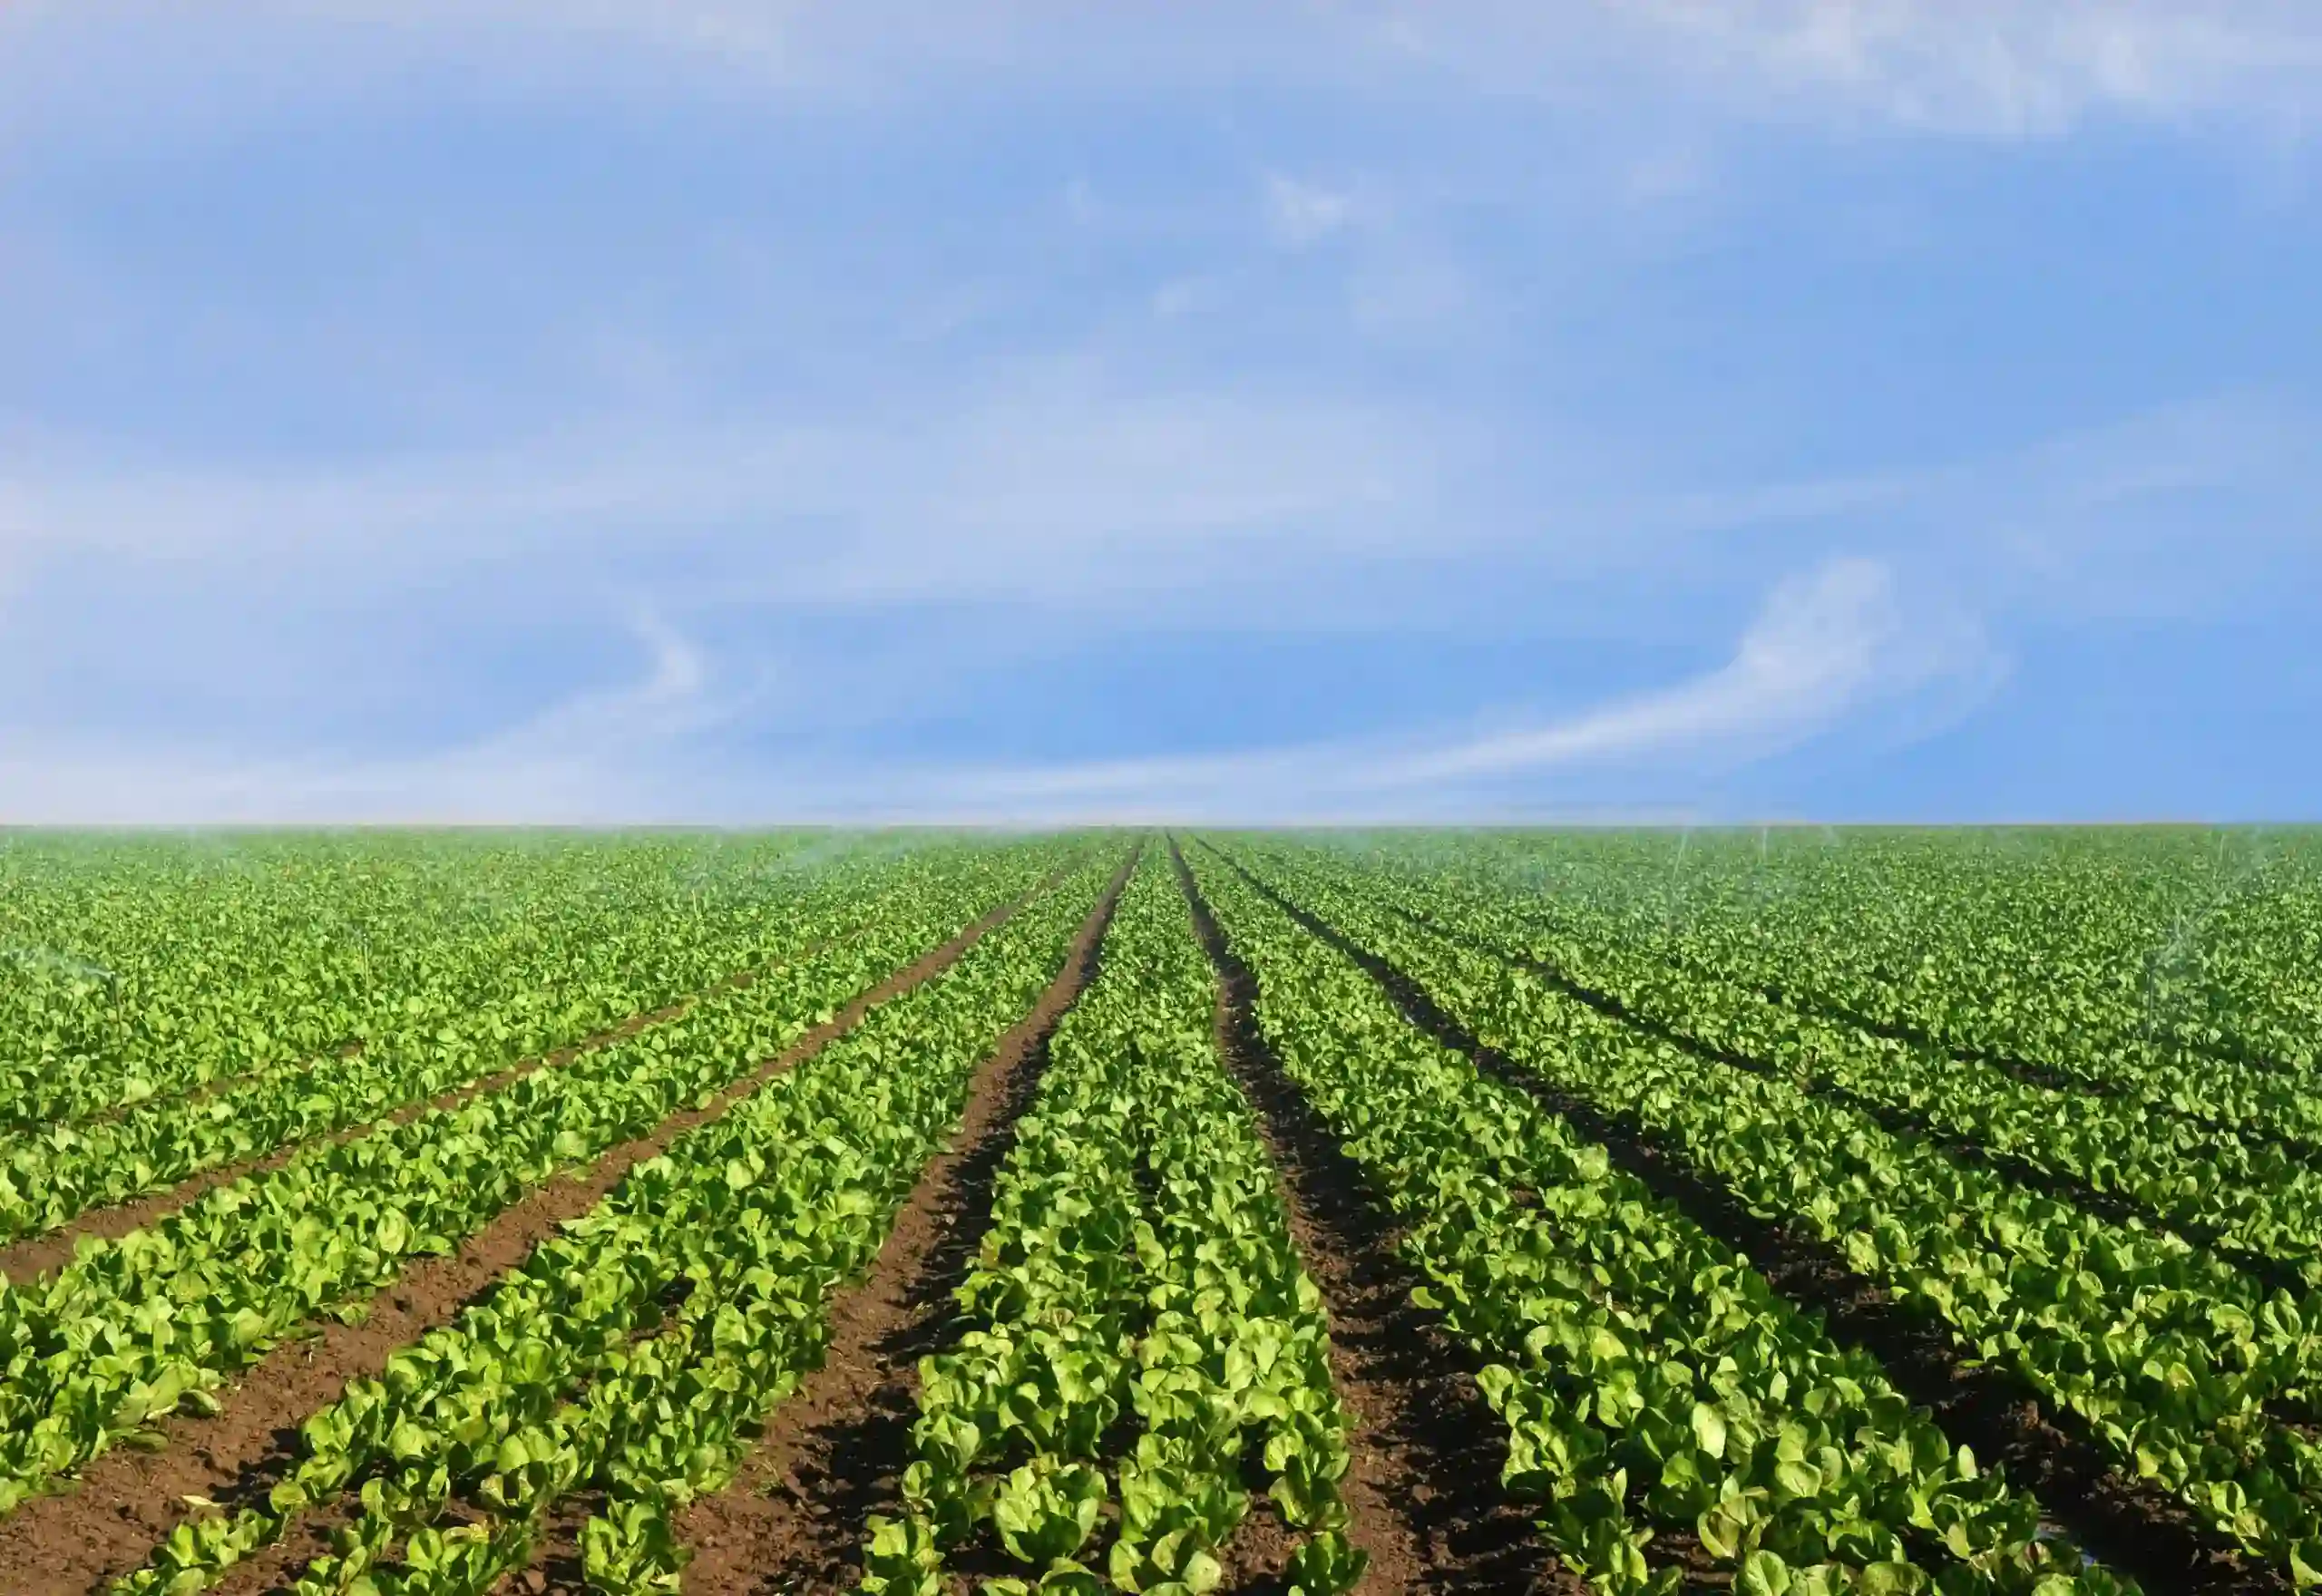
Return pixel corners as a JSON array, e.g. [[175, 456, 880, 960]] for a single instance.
[[0, 879, 1058, 1596], [1210, 844, 2284, 1596], [667, 846, 1137, 1596], [1169, 840, 1582, 1596]]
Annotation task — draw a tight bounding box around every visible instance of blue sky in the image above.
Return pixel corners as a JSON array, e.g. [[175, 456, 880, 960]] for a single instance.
[[2, 2, 2318, 823]]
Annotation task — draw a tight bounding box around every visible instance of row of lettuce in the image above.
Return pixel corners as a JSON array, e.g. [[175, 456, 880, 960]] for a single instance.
[[1181, 844, 2123, 1596], [0, 837, 979, 1248], [1228, 837, 2322, 1587], [110, 847, 1122, 1596], [858, 850, 1362, 1596], [109, 846, 1367, 1596], [8, 831, 2250, 1594], [1360, 850, 2322, 1289], [1399, 829, 2322, 1100]]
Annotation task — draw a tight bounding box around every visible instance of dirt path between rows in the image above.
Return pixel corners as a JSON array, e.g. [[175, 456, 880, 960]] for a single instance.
[[1171, 841, 1576, 1596], [665, 847, 1136, 1596], [0, 900, 908, 1285], [1210, 842, 2280, 1596], [0, 873, 1068, 1596]]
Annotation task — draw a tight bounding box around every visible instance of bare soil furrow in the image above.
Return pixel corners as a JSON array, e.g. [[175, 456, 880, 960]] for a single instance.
[[1210, 844, 2281, 1596], [0, 880, 1055, 1596], [1171, 840, 1578, 1596], [666, 849, 1136, 1596]]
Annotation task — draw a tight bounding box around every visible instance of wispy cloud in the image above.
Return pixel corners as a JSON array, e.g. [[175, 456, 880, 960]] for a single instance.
[[1263, 175, 1363, 247], [2, 6, 2313, 824], [1608, 0, 2322, 137], [0, 608, 729, 824], [0, 373, 1454, 614], [0, 556, 1988, 823], [860, 555, 2000, 822], [0, 387, 2304, 823], [10, 2, 2318, 147], [1381, 559, 1985, 783]]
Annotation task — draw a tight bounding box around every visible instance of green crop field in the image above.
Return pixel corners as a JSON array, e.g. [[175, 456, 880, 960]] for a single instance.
[[1, 828, 2317, 1596]]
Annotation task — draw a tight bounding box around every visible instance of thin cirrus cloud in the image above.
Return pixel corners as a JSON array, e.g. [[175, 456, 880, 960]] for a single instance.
[[11, 384, 2298, 618], [0, 386, 2303, 816], [0, 375, 1444, 611], [894, 557, 1999, 823], [0, 610, 721, 827], [0, 556, 1984, 824], [1, 5, 2316, 822], [7, 2, 2320, 141]]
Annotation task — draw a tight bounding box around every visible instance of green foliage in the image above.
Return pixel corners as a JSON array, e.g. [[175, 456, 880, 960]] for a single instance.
[[104, 844, 1111, 1596], [1244, 836, 2322, 1583], [861, 856, 1363, 1596], [0, 842, 1069, 1519], [1188, 843, 2131, 1596]]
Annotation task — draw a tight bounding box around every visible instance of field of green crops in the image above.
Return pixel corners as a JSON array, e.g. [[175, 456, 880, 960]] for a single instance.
[[1, 827, 2317, 1596]]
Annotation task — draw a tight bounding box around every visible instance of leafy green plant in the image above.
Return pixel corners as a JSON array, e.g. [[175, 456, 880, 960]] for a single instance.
[[859, 855, 1363, 1596], [0, 842, 1073, 1519], [106, 847, 1112, 1596], [1186, 843, 2128, 1596]]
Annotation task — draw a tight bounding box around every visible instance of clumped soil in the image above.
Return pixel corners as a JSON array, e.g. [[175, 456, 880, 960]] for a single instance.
[[1171, 839, 1582, 1596]]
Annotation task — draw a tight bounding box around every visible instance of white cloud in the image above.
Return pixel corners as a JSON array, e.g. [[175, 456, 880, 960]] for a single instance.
[[1617, 0, 2322, 137], [11, 1, 2317, 148], [0, 607, 738, 824], [4, 384, 2305, 824], [1381, 558, 1970, 783], [888, 555, 1999, 822], [0, 555, 1990, 823], [0, 371, 1464, 618], [1263, 175, 1361, 247], [1354, 1, 2322, 139]]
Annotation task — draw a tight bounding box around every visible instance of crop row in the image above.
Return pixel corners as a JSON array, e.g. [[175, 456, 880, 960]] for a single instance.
[[0, 841, 1006, 1252], [1398, 842, 2322, 1173], [862, 848, 1362, 1596], [1361, 856, 2322, 1291], [1181, 846, 2120, 1596], [1234, 842, 2322, 1584], [1410, 832, 2322, 1103], [0, 841, 1078, 1521], [110, 849, 1122, 1596]]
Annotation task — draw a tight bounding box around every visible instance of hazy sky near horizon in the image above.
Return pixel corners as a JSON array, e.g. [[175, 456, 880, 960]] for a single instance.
[[3, 2, 2318, 822]]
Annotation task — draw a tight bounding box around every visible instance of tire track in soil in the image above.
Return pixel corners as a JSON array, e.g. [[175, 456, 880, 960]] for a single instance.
[[0, 873, 1068, 1596], [1170, 840, 1578, 1596], [1208, 842, 2284, 1596], [615, 845, 1137, 1596], [0, 900, 915, 1285]]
